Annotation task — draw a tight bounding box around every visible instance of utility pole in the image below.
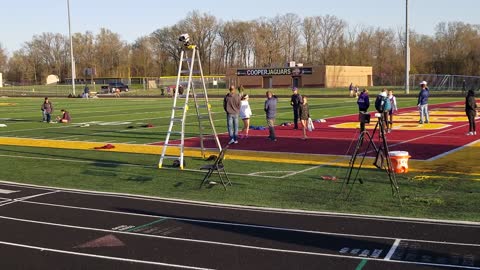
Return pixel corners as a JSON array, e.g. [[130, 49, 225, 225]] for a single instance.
[[67, 0, 76, 95], [405, 0, 410, 94]]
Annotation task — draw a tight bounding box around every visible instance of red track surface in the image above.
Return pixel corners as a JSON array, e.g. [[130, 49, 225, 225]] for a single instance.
[[153, 102, 479, 161]]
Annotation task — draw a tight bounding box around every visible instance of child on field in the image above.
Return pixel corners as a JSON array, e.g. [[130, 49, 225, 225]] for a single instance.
[[387, 90, 398, 133], [239, 94, 252, 138], [299, 96, 310, 140]]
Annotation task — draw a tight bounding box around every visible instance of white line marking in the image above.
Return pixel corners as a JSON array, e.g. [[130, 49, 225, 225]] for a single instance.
[[0, 190, 59, 207], [0, 240, 213, 270], [384, 239, 401, 261], [10, 199, 480, 247], [1, 180, 479, 227], [0, 188, 19, 194], [427, 139, 480, 161], [281, 165, 324, 178], [1, 215, 479, 269]]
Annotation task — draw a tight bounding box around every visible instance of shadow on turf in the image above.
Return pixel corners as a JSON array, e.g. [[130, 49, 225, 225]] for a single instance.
[[0, 148, 149, 168], [115, 207, 465, 265]]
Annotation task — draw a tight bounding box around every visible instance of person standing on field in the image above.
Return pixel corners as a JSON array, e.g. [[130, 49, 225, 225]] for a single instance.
[[265, 91, 278, 142], [387, 90, 398, 133], [41, 97, 53, 123], [357, 89, 370, 132], [417, 81, 430, 124], [290, 87, 303, 129], [299, 96, 310, 140], [239, 94, 252, 139], [465, 89, 478, 136], [223, 85, 241, 144]]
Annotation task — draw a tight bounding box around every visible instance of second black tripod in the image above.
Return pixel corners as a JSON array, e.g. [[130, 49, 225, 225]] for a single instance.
[[340, 113, 400, 199]]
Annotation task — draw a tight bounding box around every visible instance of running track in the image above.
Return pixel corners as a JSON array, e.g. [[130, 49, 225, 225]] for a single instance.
[[0, 181, 478, 269]]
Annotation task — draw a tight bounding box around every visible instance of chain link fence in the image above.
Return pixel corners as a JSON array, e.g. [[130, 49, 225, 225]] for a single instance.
[[0, 76, 227, 97], [411, 74, 480, 92]]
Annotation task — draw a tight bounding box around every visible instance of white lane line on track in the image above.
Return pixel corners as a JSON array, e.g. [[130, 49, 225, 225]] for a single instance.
[[0, 240, 213, 270], [1, 180, 479, 227], [0, 215, 479, 270], [384, 239, 401, 261], [0, 190, 60, 207], [6, 198, 480, 248]]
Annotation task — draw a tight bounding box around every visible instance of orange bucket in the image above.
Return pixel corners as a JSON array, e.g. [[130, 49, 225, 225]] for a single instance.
[[389, 151, 411, 173]]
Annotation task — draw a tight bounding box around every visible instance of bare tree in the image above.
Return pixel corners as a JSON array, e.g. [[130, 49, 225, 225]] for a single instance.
[[315, 15, 347, 65], [0, 43, 7, 72]]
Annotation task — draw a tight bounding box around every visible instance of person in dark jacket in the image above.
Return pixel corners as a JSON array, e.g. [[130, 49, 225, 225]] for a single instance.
[[417, 81, 430, 124], [223, 86, 241, 144], [465, 89, 478, 136], [357, 89, 370, 131], [265, 91, 278, 142], [290, 87, 303, 129], [41, 97, 54, 123]]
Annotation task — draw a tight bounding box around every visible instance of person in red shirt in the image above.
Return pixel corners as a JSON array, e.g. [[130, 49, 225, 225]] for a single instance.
[[56, 109, 71, 123]]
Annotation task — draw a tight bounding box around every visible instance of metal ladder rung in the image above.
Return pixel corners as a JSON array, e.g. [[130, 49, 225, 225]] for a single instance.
[[180, 70, 201, 74], [161, 156, 181, 160], [198, 115, 210, 119], [172, 118, 183, 122], [163, 143, 183, 147], [173, 106, 185, 110], [168, 131, 182, 135]]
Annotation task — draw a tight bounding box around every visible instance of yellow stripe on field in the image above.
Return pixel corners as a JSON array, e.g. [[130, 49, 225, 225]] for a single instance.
[[0, 137, 479, 176]]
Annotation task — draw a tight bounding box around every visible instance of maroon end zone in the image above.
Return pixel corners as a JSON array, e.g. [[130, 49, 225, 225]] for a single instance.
[[152, 102, 478, 161]]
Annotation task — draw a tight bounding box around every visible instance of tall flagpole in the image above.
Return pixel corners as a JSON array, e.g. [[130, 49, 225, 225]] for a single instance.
[[67, 0, 76, 95], [405, 0, 410, 94]]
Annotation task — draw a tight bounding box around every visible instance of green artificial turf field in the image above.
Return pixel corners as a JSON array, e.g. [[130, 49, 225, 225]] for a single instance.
[[0, 96, 478, 222]]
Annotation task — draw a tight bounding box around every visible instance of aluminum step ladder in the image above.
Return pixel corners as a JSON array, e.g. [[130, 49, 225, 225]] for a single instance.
[[158, 44, 222, 170]]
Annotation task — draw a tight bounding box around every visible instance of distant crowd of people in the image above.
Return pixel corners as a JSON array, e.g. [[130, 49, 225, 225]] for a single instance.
[[223, 85, 312, 145], [356, 80, 477, 135]]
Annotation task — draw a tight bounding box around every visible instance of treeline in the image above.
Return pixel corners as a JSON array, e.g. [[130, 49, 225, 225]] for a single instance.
[[1, 11, 480, 85]]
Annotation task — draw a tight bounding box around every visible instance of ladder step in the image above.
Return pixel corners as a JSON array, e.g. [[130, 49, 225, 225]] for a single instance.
[[172, 118, 183, 122], [180, 70, 201, 74], [173, 106, 185, 110], [197, 105, 208, 109], [164, 143, 183, 147], [168, 131, 182, 135], [161, 156, 181, 160], [198, 115, 210, 119]]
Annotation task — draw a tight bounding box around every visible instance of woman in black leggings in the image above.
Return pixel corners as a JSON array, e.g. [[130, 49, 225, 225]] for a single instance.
[[465, 89, 478, 136]]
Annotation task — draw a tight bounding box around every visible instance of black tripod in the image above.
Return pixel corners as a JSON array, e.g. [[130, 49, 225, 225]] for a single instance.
[[340, 113, 400, 199]]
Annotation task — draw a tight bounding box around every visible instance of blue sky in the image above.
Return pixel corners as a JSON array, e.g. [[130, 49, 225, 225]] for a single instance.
[[1, 0, 479, 53]]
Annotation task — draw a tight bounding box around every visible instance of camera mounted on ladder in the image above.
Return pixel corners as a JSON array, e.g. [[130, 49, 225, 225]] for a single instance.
[[179, 33, 196, 50]]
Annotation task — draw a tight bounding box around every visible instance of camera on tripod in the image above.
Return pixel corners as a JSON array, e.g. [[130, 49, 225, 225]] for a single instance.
[[179, 33, 191, 47], [359, 112, 371, 124]]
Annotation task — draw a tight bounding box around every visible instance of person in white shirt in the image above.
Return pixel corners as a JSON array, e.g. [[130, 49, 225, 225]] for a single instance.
[[239, 94, 252, 138], [387, 90, 398, 133]]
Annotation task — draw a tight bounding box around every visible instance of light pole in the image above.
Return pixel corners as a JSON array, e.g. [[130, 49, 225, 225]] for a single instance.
[[67, 0, 76, 95], [405, 0, 410, 94]]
